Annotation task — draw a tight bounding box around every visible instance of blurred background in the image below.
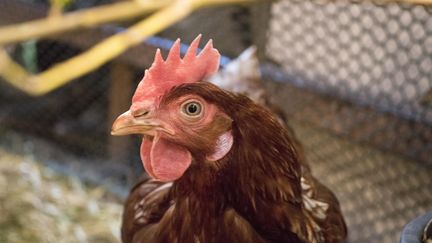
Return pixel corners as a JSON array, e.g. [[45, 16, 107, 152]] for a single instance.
[[0, 0, 431, 242]]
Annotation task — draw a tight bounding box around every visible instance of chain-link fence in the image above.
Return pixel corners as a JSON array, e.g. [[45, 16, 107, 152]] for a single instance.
[[0, 0, 431, 242]]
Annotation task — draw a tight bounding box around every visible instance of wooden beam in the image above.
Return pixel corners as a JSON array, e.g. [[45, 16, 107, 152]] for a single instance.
[[108, 62, 134, 162]]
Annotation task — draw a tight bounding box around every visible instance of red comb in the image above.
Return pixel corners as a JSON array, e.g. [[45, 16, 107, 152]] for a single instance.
[[132, 35, 221, 106]]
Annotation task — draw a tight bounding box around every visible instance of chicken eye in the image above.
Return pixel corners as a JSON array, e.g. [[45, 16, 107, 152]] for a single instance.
[[182, 101, 202, 117]]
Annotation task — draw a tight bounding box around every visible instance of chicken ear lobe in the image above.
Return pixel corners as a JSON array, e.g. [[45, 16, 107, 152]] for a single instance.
[[141, 134, 192, 182], [207, 131, 233, 161]]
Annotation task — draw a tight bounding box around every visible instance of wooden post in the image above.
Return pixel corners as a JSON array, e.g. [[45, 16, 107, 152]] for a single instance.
[[108, 62, 134, 162]]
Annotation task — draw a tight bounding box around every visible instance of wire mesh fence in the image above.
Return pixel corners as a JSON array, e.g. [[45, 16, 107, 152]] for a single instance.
[[267, 0, 432, 118], [0, 0, 431, 243], [263, 2, 432, 241]]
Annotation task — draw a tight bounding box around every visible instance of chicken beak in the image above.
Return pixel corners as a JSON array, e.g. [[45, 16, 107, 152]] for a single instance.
[[111, 110, 173, 136]]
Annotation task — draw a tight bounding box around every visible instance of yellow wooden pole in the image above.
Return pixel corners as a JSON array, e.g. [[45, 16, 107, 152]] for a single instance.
[[0, 48, 33, 94]]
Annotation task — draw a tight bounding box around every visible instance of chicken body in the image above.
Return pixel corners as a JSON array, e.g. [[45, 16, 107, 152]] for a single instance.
[[112, 38, 347, 243], [120, 83, 346, 243]]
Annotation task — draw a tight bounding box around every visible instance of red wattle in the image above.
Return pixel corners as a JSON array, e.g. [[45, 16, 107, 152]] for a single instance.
[[140, 135, 192, 182]]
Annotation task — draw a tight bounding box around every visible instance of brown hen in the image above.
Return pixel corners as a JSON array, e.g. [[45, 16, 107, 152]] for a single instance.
[[112, 36, 347, 243]]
